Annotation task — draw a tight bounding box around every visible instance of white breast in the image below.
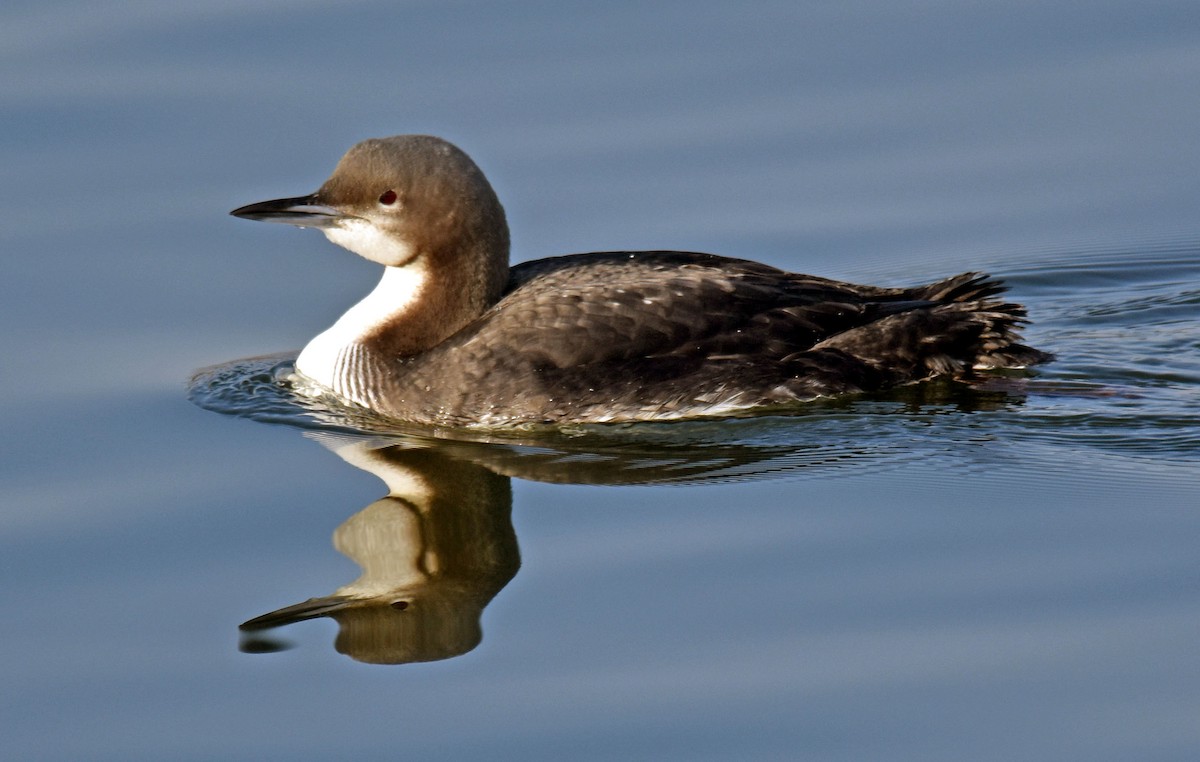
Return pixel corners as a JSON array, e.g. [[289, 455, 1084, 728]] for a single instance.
[[295, 261, 429, 401]]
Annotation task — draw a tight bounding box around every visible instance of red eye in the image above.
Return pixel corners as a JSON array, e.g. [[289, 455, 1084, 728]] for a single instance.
[[379, 189, 398, 205]]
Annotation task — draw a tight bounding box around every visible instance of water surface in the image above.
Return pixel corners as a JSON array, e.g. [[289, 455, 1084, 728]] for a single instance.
[[3, 2, 1199, 760]]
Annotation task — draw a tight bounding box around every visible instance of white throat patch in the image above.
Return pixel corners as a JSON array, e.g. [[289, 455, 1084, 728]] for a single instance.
[[295, 261, 429, 399], [323, 218, 415, 266]]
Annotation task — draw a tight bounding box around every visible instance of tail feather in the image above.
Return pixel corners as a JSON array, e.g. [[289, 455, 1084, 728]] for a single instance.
[[805, 272, 1052, 390], [909, 272, 1008, 303]]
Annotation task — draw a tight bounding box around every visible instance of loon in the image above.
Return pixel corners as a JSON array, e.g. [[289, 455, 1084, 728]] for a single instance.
[[231, 135, 1050, 427]]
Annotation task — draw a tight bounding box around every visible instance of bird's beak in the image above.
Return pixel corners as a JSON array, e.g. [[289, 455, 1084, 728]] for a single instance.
[[239, 595, 356, 631], [230, 194, 344, 229]]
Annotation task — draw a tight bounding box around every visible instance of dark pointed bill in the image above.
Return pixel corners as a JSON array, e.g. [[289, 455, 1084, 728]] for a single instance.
[[239, 595, 356, 631], [230, 194, 344, 228]]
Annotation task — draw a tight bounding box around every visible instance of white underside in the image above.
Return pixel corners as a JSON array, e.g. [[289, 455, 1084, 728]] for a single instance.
[[295, 261, 428, 401], [324, 437, 435, 503]]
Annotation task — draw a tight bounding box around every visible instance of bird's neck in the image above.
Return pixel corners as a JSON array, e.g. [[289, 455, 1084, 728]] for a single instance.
[[294, 251, 506, 405], [294, 264, 424, 398]]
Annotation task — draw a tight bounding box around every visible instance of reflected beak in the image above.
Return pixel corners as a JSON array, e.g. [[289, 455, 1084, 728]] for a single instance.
[[239, 595, 356, 631], [230, 194, 345, 229]]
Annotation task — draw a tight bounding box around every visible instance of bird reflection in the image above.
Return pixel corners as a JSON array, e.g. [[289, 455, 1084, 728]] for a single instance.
[[233, 415, 866, 665], [240, 440, 518, 665]]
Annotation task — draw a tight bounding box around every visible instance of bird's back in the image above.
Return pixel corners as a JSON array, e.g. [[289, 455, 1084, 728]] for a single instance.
[[367, 251, 1049, 426]]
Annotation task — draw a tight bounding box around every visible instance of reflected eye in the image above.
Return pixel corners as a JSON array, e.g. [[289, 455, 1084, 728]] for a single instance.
[[379, 189, 398, 205]]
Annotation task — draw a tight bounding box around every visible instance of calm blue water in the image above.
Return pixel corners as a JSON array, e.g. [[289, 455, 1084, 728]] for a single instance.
[[3, 2, 1199, 760]]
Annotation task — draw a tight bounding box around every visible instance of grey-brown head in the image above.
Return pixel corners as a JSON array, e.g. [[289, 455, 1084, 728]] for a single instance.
[[231, 135, 511, 312], [230, 136, 514, 372]]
